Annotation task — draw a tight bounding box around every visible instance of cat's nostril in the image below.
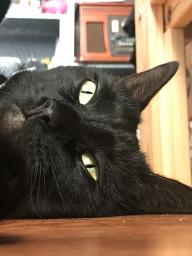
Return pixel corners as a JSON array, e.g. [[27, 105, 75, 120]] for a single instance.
[[26, 99, 57, 125], [43, 99, 54, 109]]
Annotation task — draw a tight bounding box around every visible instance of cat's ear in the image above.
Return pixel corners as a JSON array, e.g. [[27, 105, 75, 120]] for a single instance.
[[123, 62, 179, 111]]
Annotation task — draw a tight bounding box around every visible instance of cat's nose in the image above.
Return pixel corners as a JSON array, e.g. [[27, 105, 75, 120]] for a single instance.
[[26, 99, 60, 128]]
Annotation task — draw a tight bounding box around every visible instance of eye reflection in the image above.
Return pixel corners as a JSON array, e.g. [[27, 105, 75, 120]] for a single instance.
[[82, 154, 99, 181], [79, 81, 96, 104]]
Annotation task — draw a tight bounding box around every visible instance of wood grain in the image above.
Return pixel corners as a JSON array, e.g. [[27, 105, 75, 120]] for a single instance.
[[150, 0, 166, 4], [164, 0, 192, 29], [81, 3, 134, 16], [135, 0, 164, 175], [163, 28, 191, 186], [135, 0, 191, 185], [0, 216, 192, 255]]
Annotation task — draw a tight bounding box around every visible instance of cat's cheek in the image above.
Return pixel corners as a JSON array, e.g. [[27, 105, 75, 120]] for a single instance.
[[0, 105, 25, 145], [0, 174, 24, 219], [3, 105, 25, 129]]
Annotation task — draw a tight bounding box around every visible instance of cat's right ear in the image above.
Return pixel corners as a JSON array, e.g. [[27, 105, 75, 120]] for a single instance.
[[122, 62, 179, 111]]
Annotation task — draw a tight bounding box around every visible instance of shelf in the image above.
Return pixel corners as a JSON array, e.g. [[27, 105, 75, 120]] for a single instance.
[[0, 18, 60, 37]]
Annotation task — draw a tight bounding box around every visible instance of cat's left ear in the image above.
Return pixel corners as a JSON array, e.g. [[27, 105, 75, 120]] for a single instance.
[[123, 62, 179, 111]]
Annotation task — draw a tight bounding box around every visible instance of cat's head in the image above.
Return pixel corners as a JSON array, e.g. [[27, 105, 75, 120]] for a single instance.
[[0, 62, 179, 218]]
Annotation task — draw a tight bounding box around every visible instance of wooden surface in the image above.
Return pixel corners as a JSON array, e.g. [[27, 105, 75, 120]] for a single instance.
[[150, 0, 166, 4], [164, 0, 192, 29], [0, 215, 192, 255], [163, 28, 191, 185], [135, 0, 191, 186], [135, 0, 164, 175]]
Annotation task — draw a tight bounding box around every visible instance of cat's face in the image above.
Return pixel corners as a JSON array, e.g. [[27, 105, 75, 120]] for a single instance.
[[0, 63, 179, 218]]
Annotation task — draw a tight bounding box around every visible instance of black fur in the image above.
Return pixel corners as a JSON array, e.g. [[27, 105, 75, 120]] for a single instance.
[[0, 63, 192, 219], [1, 1, 192, 219], [0, 0, 11, 23]]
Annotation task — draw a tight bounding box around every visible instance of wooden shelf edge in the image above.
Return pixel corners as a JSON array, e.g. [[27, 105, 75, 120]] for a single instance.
[[150, 0, 166, 5], [165, 0, 192, 29]]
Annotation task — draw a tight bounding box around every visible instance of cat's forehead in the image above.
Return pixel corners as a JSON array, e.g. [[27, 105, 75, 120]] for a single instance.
[[5, 65, 115, 88], [35, 66, 111, 84], [6, 66, 119, 99], [52, 66, 104, 82], [31, 66, 97, 79]]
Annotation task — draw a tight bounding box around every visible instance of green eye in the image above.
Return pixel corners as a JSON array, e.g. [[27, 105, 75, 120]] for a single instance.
[[82, 154, 99, 181], [79, 80, 96, 104]]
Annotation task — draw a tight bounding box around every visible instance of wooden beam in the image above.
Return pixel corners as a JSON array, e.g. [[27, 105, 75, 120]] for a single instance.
[[135, 0, 164, 175], [163, 28, 191, 186], [150, 0, 166, 5], [135, 0, 191, 186], [164, 0, 192, 29]]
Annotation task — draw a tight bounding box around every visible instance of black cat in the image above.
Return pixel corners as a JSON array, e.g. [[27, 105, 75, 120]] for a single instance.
[[1, 0, 192, 219]]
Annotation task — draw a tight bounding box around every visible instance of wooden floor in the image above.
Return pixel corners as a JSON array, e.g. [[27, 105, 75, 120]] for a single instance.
[[0, 215, 192, 255]]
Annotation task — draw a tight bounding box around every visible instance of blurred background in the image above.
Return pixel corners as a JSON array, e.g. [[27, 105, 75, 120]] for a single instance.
[[0, 0, 135, 77]]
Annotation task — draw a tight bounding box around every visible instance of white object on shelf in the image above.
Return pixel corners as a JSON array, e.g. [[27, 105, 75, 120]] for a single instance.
[[50, 2, 76, 67], [74, 0, 124, 2], [5, 3, 63, 20]]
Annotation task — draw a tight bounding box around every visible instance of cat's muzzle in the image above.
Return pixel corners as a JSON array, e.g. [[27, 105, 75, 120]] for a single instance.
[[26, 99, 60, 128]]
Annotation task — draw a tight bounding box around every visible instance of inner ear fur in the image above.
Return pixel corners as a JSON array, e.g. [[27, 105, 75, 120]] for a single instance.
[[123, 62, 179, 111]]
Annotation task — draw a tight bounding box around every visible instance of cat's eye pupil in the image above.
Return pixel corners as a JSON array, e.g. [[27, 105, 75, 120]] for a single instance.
[[86, 165, 96, 169], [81, 90, 93, 95], [79, 80, 96, 104]]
